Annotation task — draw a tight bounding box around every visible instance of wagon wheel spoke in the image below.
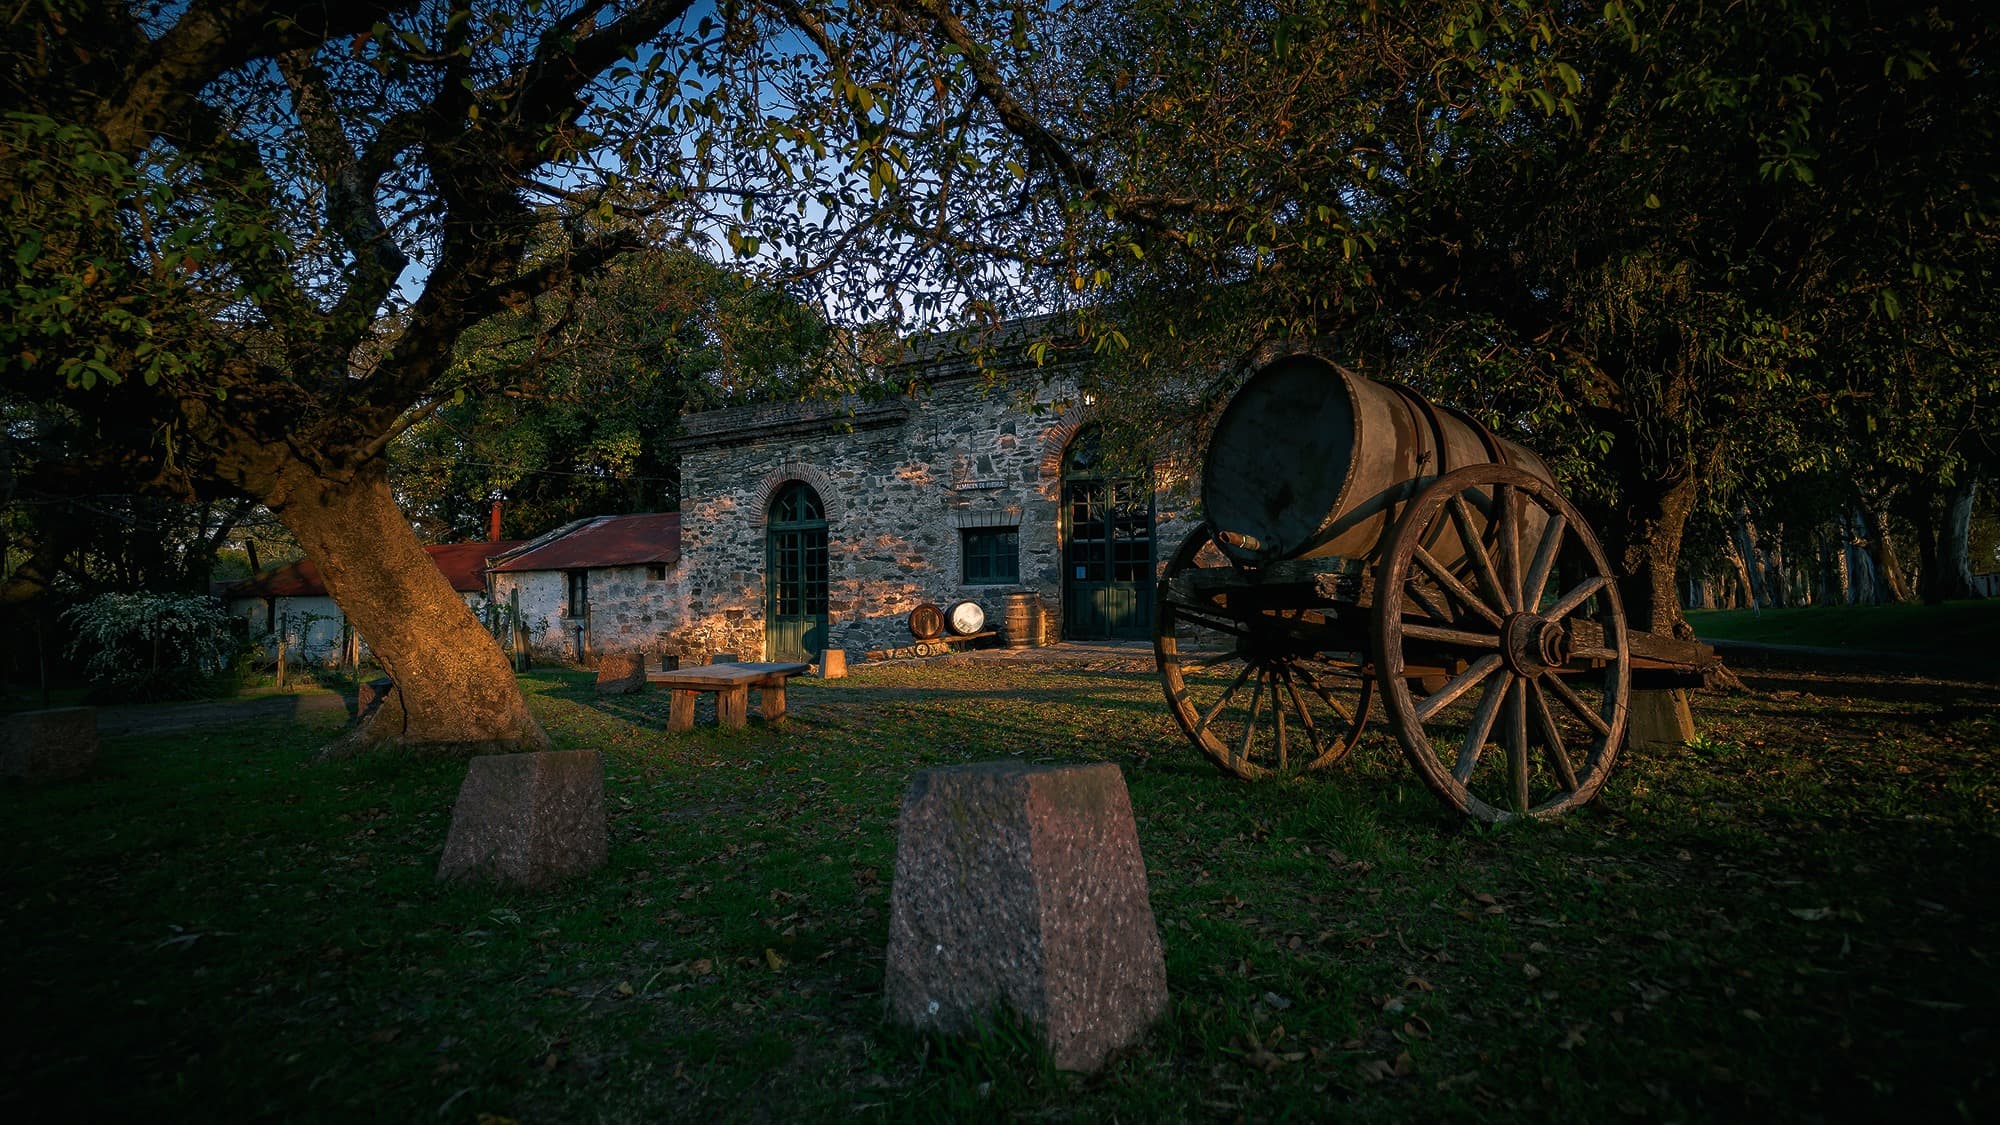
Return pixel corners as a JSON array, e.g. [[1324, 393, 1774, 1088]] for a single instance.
[[1415, 653, 1504, 722], [1497, 484, 1523, 612], [1542, 671, 1612, 737], [1280, 666, 1323, 759], [1234, 672, 1266, 768], [1405, 581, 1455, 624], [1506, 677, 1530, 814], [1271, 670, 1289, 774], [1544, 575, 1610, 624], [1412, 546, 1505, 628], [1521, 512, 1567, 613], [1399, 623, 1501, 650], [1454, 669, 1513, 783], [1291, 662, 1358, 723], [1448, 494, 1515, 613], [1528, 680, 1579, 793], [1194, 662, 1256, 738]]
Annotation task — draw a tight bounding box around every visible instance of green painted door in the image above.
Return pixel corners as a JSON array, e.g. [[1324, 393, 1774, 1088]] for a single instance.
[[766, 483, 829, 661], [1062, 432, 1154, 640]]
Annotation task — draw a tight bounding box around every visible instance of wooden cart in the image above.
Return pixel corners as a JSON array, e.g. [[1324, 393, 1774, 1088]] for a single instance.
[[1154, 354, 1713, 822]]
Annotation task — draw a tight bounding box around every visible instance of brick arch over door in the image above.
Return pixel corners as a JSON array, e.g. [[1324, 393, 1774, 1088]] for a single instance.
[[749, 462, 843, 527], [1035, 405, 1095, 500]]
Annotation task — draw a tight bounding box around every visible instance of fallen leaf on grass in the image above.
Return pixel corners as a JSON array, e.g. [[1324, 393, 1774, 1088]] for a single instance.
[[1357, 1051, 1415, 1083], [1788, 907, 1834, 921], [764, 948, 787, 971]]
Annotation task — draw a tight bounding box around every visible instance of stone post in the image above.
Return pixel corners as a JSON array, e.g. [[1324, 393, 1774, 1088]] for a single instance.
[[595, 652, 646, 695], [1, 707, 98, 781], [817, 648, 848, 679], [437, 750, 607, 889], [1628, 689, 1697, 749], [885, 761, 1167, 1071]]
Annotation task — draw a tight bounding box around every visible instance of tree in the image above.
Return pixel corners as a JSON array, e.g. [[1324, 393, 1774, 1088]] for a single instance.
[[1020, 0, 2000, 637], [2, 0, 1069, 753]]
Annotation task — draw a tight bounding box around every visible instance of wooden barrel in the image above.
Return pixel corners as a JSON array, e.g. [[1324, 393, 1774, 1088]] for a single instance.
[[1202, 353, 1554, 566], [1001, 591, 1042, 648], [945, 600, 986, 635], [909, 603, 944, 640]]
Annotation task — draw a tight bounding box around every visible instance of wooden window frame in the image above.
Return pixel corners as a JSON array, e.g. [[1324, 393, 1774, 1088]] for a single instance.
[[962, 526, 1021, 585]]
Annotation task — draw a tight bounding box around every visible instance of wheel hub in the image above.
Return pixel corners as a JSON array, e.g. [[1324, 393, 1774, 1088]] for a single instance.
[[1501, 613, 1570, 677]]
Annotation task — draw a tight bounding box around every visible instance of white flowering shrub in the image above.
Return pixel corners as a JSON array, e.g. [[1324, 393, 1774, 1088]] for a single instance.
[[63, 593, 247, 699]]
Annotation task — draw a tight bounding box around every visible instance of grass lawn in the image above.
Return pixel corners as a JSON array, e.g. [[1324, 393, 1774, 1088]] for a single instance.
[[1687, 599, 2000, 663], [2, 655, 1996, 1121]]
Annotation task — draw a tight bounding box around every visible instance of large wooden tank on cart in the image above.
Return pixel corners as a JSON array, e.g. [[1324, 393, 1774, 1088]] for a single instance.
[[1154, 352, 1714, 822]]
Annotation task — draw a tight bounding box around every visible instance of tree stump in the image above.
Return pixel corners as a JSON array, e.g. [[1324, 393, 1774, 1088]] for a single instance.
[[356, 676, 395, 724], [437, 750, 607, 889], [885, 761, 1167, 1071]]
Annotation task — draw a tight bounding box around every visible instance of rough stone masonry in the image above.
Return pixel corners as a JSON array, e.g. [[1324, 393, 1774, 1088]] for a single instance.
[[884, 760, 1168, 1071]]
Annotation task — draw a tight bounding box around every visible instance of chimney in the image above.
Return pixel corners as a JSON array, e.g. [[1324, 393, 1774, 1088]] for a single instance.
[[489, 496, 503, 542]]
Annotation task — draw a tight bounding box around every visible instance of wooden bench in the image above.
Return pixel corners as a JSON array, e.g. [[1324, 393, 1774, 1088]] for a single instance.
[[645, 662, 810, 731]]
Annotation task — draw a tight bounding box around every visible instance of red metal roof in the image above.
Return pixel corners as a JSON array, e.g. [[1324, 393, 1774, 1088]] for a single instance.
[[226, 540, 527, 599], [490, 513, 681, 573]]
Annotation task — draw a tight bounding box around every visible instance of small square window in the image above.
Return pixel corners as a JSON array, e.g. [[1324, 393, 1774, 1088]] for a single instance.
[[647, 563, 668, 581], [962, 528, 1020, 585]]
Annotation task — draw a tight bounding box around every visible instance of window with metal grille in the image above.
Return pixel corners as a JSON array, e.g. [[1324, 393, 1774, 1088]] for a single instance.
[[962, 527, 1020, 585]]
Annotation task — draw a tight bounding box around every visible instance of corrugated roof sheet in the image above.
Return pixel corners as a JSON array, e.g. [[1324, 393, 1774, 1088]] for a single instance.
[[226, 540, 526, 599], [489, 513, 680, 573]]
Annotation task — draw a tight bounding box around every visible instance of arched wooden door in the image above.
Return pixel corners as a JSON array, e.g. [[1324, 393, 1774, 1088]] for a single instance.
[[1061, 428, 1154, 640], [765, 482, 828, 661]]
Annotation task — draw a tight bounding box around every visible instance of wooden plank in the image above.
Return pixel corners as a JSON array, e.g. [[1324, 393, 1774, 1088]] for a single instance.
[[647, 662, 808, 689]]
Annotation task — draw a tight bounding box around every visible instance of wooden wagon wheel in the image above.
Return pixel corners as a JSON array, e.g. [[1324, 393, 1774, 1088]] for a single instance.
[[1373, 466, 1630, 821], [1156, 524, 1373, 780]]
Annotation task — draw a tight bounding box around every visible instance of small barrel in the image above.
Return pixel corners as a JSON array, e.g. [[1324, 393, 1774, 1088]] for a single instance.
[[1201, 353, 1553, 566], [1001, 591, 1042, 648]]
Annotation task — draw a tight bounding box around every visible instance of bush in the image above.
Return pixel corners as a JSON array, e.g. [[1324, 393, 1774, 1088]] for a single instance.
[[63, 593, 249, 702]]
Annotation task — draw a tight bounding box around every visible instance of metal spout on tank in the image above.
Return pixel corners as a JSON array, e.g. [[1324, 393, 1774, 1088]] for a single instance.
[[1215, 529, 1265, 554]]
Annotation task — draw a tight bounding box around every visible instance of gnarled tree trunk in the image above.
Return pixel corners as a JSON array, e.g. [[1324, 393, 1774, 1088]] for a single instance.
[[1859, 503, 1912, 603], [269, 462, 548, 756], [1606, 471, 1701, 639]]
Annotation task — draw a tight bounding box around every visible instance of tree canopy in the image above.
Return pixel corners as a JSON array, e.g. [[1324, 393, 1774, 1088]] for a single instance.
[[1018, 0, 1999, 631]]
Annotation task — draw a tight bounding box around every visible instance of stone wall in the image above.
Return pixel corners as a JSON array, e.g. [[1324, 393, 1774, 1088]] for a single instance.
[[674, 372, 1198, 660], [492, 564, 685, 664]]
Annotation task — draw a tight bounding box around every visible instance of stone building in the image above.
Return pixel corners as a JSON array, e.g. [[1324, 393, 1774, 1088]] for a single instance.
[[224, 540, 523, 664], [487, 513, 683, 663], [667, 356, 1196, 663]]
